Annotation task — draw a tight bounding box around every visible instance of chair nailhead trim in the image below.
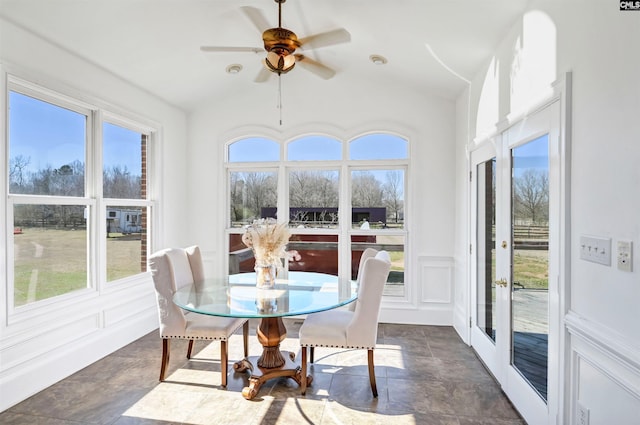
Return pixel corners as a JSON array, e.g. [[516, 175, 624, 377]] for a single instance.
[[300, 344, 374, 350], [163, 336, 227, 341]]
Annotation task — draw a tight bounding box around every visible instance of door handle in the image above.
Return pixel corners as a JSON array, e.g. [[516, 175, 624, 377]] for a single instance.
[[495, 278, 508, 287]]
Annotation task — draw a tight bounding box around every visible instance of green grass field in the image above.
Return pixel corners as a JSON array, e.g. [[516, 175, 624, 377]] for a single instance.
[[13, 228, 143, 306], [14, 228, 546, 306], [513, 249, 549, 289]]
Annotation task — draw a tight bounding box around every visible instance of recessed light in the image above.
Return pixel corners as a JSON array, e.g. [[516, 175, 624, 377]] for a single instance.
[[369, 55, 387, 65], [226, 64, 243, 74]]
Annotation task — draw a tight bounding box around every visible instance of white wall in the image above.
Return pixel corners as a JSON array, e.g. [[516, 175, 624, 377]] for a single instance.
[[0, 18, 188, 411], [187, 79, 458, 325], [455, 1, 640, 423]]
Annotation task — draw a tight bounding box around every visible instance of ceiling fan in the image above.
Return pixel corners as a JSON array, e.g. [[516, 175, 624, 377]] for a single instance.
[[200, 0, 351, 82]]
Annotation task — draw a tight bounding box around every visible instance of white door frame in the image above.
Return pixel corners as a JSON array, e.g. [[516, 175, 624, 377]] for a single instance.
[[469, 139, 501, 380], [468, 73, 571, 425]]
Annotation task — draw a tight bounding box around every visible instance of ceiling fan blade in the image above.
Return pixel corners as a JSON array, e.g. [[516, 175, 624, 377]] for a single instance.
[[295, 55, 336, 80], [254, 64, 273, 83], [298, 28, 351, 50], [200, 46, 262, 53], [240, 6, 271, 34]]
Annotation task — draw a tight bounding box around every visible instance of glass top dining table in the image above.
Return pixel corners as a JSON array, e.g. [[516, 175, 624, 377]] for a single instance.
[[173, 271, 357, 318], [172, 271, 357, 399]]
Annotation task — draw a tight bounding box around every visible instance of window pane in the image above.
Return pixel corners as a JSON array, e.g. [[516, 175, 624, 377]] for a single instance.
[[229, 171, 277, 227], [9, 91, 86, 196], [103, 123, 146, 199], [13, 204, 88, 306], [106, 206, 148, 282], [350, 134, 408, 160], [288, 136, 342, 161], [229, 138, 280, 162], [288, 234, 339, 275], [351, 169, 404, 229], [289, 170, 339, 228], [352, 234, 405, 297], [228, 233, 338, 276]]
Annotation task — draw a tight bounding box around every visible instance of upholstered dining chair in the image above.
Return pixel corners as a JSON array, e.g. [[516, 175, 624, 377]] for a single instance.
[[348, 247, 378, 312], [299, 250, 391, 397], [149, 245, 249, 387]]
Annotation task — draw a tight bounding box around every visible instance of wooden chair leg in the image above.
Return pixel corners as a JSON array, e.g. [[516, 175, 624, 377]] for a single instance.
[[187, 340, 194, 359], [301, 346, 308, 395], [368, 349, 378, 397], [243, 321, 249, 357], [310, 346, 315, 363], [160, 339, 170, 381], [221, 340, 228, 388]]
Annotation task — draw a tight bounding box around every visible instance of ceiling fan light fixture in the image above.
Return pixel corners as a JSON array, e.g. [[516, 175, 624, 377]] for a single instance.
[[265, 48, 296, 74]]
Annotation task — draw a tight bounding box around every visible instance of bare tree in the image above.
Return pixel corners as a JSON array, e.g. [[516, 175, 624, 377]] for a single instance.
[[9, 155, 30, 192], [229, 172, 277, 221], [247, 172, 276, 218], [382, 170, 404, 223], [351, 172, 383, 207], [289, 170, 338, 208], [289, 171, 313, 208], [229, 172, 245, 221], [514, 169, 548, 224], [104, 165, 140, 199]]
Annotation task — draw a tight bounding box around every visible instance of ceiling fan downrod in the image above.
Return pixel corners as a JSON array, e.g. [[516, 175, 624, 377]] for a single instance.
[[276, 0, 285, 28]]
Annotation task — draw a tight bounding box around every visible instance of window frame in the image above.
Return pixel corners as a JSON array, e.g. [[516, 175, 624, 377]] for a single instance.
[[224, 133, 409, 299], [100, 112, 154, 285], [5, 75, 157, 321]]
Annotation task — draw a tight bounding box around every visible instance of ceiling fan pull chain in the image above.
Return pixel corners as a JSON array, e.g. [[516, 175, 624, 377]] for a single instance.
[[278, 73, 283, 126]]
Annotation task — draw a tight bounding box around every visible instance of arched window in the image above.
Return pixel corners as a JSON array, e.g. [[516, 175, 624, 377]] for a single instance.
[[228, 137, 280, 162], [350, 133, 408, 160], [288, 135, 342, 161], [226, 133, 409, 297]]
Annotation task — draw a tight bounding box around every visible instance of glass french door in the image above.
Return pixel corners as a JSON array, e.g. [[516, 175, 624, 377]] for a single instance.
[[471, 101, 561, 424], [470, 142, 500, 376]]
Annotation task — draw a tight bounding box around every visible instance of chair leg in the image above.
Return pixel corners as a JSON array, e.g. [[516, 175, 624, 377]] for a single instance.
[[187, 340, 194, 359], [367, 349, 378, 397], [301, 346, 308, 395], [221, 340, 228, 388], [310, 346, 315, 363], [160, 339, 170, 381], [243, 321, 249, 357]]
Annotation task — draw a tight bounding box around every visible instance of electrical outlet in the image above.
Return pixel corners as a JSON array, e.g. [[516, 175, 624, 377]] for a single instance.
[[580, 235, 611, 266], [577, 402, 590, 425], [617, 240, 632, 272]]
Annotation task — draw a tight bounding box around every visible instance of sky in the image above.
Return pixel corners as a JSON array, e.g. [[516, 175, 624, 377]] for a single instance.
[[512, 134, 549, 175], [229, 134, 408, 194], [229, 133, 408, 162], [9, 91, 142, 176], [11, 88, 545, 186]]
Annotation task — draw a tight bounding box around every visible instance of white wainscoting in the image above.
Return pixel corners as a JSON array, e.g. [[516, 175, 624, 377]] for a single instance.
[[0, 276, 158, 411], [565, 311, 640, 425], [380, 256, 454, 325], [419, 256, 454, 304]]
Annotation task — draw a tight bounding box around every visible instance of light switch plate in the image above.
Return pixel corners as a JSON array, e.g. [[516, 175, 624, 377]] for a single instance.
[[579, 235, 611, 266]]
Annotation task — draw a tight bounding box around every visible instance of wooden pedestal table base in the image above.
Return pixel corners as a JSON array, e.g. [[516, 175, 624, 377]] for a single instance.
[[233, 316, 313, 400]]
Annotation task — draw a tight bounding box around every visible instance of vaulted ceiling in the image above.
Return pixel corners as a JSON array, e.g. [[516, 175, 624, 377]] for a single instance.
[[0, 0, 529, 111]]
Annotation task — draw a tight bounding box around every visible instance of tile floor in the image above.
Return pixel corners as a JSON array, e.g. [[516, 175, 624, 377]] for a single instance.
[[0, 320, 526, 424]]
